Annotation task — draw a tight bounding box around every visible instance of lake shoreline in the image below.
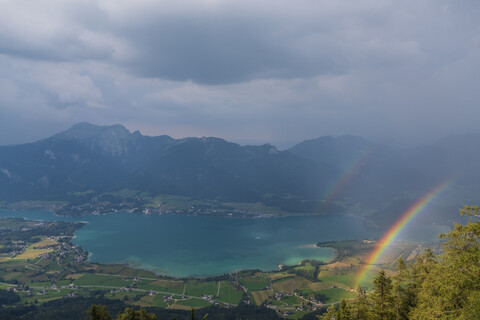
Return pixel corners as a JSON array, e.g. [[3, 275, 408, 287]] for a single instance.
[[0, 209, 447, 278], [0, 209, 372, 278], [1, 201, 347, 220]]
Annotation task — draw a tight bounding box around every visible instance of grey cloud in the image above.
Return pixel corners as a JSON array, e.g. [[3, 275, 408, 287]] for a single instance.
[[120, 13, 344, 84], [2, 0, 477, 85], [0, 32, 113, 62], [0, 2, 121, 63], [104, 0, 480, 85], [0, 0, 479, 149]]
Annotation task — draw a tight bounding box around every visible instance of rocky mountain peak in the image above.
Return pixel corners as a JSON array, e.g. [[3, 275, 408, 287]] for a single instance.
[[53, 122, 138, 157]]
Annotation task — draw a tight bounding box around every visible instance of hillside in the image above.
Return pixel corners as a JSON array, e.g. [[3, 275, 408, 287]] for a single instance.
[[0, 123, 478, 218], [0, 123, 338, 214]]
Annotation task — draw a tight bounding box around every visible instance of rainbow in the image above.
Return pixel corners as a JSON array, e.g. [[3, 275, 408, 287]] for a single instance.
[[354, 178, 453, 288], [323, 148, 374, 203]]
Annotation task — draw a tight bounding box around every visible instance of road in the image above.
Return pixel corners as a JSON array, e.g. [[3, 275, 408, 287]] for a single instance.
[[27, 284, 237, 307]]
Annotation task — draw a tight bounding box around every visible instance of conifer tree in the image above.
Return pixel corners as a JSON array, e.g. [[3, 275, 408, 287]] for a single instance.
[[410, 248, 436, 295], [320, 304, 337, 320], [410, 206, 480, 319], [352, 286, 368, 320], [337, 299, 353, 320], [116, 307, 156, 320], [370, 270, 395, 320], [86, 304, 113, 320], [392, 258, 416, 319]]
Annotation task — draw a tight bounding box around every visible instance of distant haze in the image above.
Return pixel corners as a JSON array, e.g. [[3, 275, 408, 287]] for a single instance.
[[0, 1, 479, 148]]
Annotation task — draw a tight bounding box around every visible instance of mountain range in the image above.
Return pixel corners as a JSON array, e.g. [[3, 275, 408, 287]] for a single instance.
[[0, 123, 478, 221]]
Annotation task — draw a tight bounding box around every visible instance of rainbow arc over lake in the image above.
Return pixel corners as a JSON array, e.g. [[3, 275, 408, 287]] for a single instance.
[[354, 178, 453, 288]]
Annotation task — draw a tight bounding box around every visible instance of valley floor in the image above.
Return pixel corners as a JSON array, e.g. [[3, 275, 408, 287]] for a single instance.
[[0, 217, 425, 319]]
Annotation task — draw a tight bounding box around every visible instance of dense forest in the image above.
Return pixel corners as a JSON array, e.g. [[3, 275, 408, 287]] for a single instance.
[[321, 205, 480, 320], [0, 296, 283, 320]]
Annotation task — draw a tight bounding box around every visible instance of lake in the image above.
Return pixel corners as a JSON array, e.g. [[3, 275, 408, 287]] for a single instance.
[[0, 210, 448, 277]]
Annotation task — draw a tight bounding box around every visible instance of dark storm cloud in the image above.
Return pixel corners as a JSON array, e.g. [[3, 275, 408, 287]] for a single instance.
[[0, 0, 471, 85], [120, 12, 343, 84], [0, 0, 479, 147], [0, 1, 366, 85]]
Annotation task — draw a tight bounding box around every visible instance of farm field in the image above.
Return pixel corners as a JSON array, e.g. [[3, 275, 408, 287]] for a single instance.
[[239, 277, 270, 291], [0, 217, 423, 319]]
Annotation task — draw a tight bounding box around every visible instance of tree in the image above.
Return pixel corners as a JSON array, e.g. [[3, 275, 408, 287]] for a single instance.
[[370, 270, 395, 320], [410, 206, 480, 319], [87, 305, 156, 320], [189, 307, 208, 320], [86, 304, 113, 320], [116, 307, 156, 320], [352, 286, 368, 320], [392, 258, 416, 320], [337, 299, 353, 320], [319, 206, 480, 320], [410, 248, 436, 295], [320, 304, 337, 320]]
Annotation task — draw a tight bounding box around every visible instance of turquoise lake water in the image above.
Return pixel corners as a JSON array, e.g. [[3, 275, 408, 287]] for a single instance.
[[0, 210, 449, 277]]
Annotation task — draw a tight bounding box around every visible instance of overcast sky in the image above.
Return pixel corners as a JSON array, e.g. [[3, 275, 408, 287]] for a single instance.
[[0, 0, 479, 149]]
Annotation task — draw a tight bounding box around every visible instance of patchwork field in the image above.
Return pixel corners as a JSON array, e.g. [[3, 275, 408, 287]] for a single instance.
[[251, 289, 274, 305], [216, 281, 244, 304], [13, 238, 58, 260], [185, 280, 217, 296], [0, 217, 424, 319], [239, 277, 270, 291], [74, 274, 133, 287], [272, 276, 309, 293]]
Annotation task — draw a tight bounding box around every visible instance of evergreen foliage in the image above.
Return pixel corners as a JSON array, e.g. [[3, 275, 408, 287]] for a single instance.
[[337, 299, 353, 320], [410, 205, 480, 319], [116, 307, 157, 320], [87, 305, 113, 320], [335, 206, 480, 320], [320, 304, 337, 320], [352, 286, 368, 320], [370, 270, 395, 320], [0, 289, 21, 305]]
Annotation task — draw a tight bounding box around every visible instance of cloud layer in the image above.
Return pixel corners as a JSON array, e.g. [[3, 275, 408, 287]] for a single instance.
[[0, 0, 479, 148]]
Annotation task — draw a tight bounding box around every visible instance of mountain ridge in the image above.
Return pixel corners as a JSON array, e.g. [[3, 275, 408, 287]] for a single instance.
[[0, 123, 337, 214], [1, 123, 478, 218]]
